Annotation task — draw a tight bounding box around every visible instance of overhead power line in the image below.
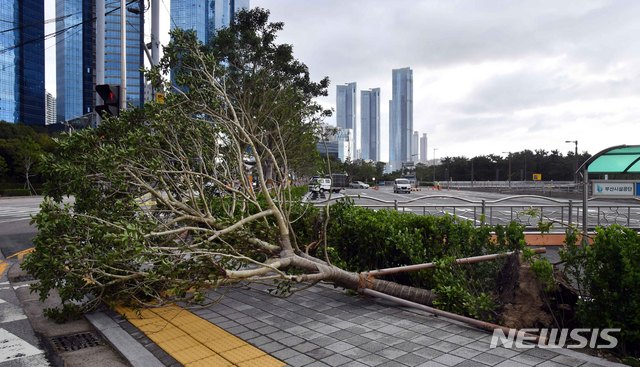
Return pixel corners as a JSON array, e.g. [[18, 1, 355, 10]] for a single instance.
[[0, 0, 138, 56], [0, 11, 81, 35]]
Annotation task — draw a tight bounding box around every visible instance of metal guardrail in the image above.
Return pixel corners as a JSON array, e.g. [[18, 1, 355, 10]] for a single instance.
[[309, 194, 640, 232]]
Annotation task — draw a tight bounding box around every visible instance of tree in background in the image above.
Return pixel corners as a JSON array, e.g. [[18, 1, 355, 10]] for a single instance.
[[408, 149, 591, 183], [163, 8, 331, 180], [0, 121, 56, 194]]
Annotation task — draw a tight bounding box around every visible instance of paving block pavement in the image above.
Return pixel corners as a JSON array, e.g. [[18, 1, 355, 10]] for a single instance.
[[113, 283, 625, 367]]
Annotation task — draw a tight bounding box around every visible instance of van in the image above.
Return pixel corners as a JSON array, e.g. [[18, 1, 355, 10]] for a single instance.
[[393, 178, 412, 194]]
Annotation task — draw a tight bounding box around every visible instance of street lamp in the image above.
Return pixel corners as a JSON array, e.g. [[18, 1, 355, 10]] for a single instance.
[[502, 151, 512, 188], [565, 140, 578, 184], [433, 148, 438, 182]]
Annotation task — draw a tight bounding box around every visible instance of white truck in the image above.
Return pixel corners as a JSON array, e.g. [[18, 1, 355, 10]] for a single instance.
[[308, 177, 332, 193]]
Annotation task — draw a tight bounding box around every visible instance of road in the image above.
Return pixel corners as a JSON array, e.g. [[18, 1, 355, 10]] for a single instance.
[[0, 196, 41, 259], [0, 196, 51, 366], [308, 186, 640, 231]]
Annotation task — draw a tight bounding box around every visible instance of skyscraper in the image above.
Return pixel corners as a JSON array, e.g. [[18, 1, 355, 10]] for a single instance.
[[104, 0, 145, 108], [336, 82, 357, 161], [420, 133, 427, 163], [412, 131, 419, 162], [46, 92, 57, 125], [171, 0, 250, 44], [57, 0, 145, 123], [389, 67, 413, 172], [361, 88, 380, 161], [0, 0, 45, 125], [56, 0, 94, 123]]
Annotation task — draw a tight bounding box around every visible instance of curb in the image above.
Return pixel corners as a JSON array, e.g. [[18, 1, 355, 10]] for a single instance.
[[86, 311, 165, 367]]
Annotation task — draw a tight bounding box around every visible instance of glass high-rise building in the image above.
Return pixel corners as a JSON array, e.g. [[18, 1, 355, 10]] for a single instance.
[[57, 0, 145, 123], [420, 133, 427, 163], [389, 67, 413, 172], [104, 0, 144, 108], [336, 82, 357, 161], [412, 131, 419, 162], [0, 0, 45, 125], [361, 88, 380, 161], [171, 0, 250, 44], [56, 0, 94, 123]]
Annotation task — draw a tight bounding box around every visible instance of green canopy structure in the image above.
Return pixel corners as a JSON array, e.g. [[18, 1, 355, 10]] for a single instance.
[[577, 145, 640, 243], [579, 145, 640, 174]]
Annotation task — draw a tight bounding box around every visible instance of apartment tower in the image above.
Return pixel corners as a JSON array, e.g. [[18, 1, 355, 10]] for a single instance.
[[361, 88, 380, 161], [389, 67, 413, 172], [336, 82, 357, 161]]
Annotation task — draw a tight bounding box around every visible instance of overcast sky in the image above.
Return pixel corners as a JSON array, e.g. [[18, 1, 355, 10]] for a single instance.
[[46, 1, 640, 162]]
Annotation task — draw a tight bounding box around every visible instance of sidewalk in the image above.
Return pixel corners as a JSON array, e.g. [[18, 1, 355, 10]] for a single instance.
[[5, 253, 626, 366], [3, 255, 132, 366], [105, 282, 624, 367], [0, 249, 50, 366]]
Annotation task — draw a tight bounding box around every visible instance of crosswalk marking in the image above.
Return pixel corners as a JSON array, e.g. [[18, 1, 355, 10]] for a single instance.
[[0, 207, 39, 224], [0, 328, 43, 363]]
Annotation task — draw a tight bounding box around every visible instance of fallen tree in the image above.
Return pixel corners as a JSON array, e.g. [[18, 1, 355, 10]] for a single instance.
[[23, 11, 439, 317]]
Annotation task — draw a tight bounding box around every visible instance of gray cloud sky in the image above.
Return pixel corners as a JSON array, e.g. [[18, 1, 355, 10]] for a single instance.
[[44, 0, 640, 162], [253, 0, 640, 161]]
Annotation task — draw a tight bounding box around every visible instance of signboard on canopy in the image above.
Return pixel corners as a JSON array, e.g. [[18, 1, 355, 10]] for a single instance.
[[592, 181, 635, 198]]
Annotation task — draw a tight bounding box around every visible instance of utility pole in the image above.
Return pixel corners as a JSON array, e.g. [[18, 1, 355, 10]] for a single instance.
[[502, 151, 512, 188], [432, 148, 438, 182], [565, 140, 578, 184], [151, 0, 160, 66]]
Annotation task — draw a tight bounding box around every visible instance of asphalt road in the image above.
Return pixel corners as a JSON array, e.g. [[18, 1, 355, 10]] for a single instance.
[[309, 186, 640, 231], [0, 197, 41, 258]]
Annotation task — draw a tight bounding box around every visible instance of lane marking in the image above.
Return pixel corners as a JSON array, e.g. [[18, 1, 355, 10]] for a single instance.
[[0, 328, 43, 362], [7, 248, 35, 261], [117, 305, 284, 367], [0, 218, 33, 224]]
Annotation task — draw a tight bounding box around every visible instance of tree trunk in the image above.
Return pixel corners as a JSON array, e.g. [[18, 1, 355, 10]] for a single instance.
[[292, 255, 436, 305]]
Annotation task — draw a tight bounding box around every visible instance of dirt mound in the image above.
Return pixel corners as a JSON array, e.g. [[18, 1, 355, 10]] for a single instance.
[[496, 253, 553, 329]]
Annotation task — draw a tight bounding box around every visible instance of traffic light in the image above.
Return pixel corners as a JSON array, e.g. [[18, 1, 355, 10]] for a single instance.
[[95, 84, 120, 118]]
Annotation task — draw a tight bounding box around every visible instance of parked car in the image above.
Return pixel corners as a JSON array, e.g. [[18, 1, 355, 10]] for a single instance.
[[393, 178, 412, 194], [349, 181, 370, 189]]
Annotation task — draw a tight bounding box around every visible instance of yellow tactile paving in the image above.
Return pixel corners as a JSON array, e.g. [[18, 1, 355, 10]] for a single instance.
[[0, 262, 8, 278], [188, 355, 233, 367], [7, 247, 35, 260], [116, 304, 284, 367], [220, 344, 266, 364]]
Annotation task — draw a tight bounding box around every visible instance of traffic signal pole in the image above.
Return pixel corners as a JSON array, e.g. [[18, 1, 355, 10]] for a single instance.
[[120, 0, 127, 110], [96, 0, 105, 125]]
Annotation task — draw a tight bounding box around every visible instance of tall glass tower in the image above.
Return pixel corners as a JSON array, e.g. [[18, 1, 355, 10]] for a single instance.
[[56, 0, 94, 123], [104, 0, 144, 108], [57, 0, 144, 123], [0, 0, 45, 125], [171, 0, 250, 44], [336, 82, 357, 161], [389, 67, 413, 172], [420, 133, 427, 163], [361, 88, 380, 161]]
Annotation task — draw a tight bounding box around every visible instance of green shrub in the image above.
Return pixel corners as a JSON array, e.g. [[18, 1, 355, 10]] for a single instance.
[[318, 200, 523, 319], [561, 225, 640, 356]]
